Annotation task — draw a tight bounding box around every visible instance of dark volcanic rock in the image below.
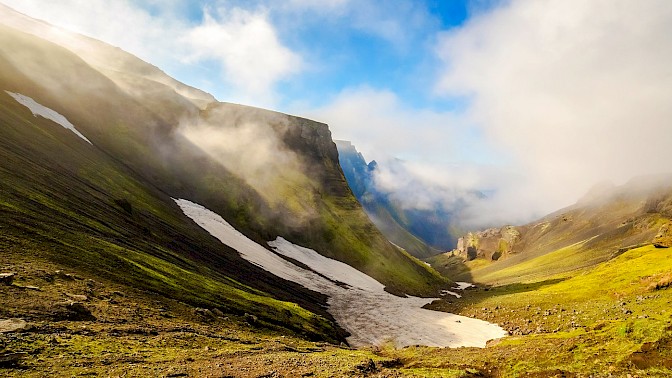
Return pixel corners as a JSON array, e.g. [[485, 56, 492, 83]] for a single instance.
[[0, 272, 15, 285]]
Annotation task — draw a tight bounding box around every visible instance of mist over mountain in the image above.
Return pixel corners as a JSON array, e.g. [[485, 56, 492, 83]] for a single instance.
[[336, 140, 486, 257], [0, 2, 452, 352], [2, 2, 672, 376]]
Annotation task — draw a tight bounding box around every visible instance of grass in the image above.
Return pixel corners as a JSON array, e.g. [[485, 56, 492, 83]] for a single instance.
[[0, 89, 344, 342], [470, 241, 598, 285], [0, 257, 399, 377], [399, 245, 672, 376]]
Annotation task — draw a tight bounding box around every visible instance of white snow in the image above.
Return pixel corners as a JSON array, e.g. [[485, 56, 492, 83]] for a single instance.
[[175, 198, 507, 348], [441, 290, 462, 299], [5, 91, 92, 144], [454, 282, 475, 290]]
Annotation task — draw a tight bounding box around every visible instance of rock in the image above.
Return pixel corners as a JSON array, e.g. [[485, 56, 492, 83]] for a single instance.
[[66, 293, 89, 301], [0, 272, 15, 285], [212, 308, 224, 317], [195, 308, 215, 319], [653, 223, 672, 248], [0, 318, 29, 333], [355, 359, 378, 374], [67, 302, 96, 320], [244, 313, 258, 325], [0, 352, 28, 366], [55, 270, 81, 280], [165, 371, 188, 377], [51, 301, 96, 321]]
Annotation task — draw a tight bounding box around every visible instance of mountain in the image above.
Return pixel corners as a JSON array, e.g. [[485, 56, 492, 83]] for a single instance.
[[0, 2, 448, 348], [336, 140, 469, 258], [430, 176, 672, 285], [2, 5, 672, 377]]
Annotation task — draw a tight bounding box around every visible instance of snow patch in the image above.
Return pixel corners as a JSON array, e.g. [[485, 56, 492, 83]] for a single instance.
[[175, 198, 507, 348], [268, 237, 383, 291], [454, 282, 475, 290], [441, 290, 462, 299], [5, 91, 92, 144]]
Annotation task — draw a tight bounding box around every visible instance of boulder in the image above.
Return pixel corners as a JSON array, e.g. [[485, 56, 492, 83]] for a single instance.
[[66, 293, 89, 302], [194, 308, 215, 319], [0, 272, 15, 285], [51, 301, 96, 321], [0, 352, 28, 367], [0, 318, 29, 333], [653, 223, 672, 248]]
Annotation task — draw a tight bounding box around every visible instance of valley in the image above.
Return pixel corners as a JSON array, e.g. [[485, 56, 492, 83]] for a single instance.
[[0, 2, 671, 377]]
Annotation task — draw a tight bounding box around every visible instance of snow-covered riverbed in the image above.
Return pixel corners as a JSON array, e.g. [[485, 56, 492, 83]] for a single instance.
[[175, 198, 507, 348]]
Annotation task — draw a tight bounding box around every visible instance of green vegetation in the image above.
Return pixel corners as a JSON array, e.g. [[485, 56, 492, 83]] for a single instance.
[[0, 89, 341, 341], [405, 245, 672, 376]]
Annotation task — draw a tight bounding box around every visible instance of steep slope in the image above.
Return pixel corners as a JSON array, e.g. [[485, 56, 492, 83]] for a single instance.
[[0, 56, 341, 341], [0, 3, 214, 109], [440, 177, 672, 284], [336, 140, 462, 258], [0, 6, 446, 342]]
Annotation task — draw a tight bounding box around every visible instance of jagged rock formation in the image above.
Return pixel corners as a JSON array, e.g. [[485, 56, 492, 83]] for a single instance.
[[455, 226, 521, 261]]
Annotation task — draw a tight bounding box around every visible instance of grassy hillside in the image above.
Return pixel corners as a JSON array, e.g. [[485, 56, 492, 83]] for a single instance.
[[439, 179, 672, 285], [404, 244, 672, 376], [0, 88, 342, 341], [0, 19, 447, 298], [4, 242, 670, 376]]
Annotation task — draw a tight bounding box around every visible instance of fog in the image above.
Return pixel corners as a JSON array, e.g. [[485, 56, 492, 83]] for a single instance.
[[178, 105, 315, 219]]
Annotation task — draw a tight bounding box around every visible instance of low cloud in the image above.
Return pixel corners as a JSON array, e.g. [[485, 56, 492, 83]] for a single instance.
[[305, 86, 512, 228], [305, 86, 471, 162], [179, 105, 304, 206]]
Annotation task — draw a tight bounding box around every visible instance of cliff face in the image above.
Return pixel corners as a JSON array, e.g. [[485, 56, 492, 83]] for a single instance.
[[335, 141, 442, 258]]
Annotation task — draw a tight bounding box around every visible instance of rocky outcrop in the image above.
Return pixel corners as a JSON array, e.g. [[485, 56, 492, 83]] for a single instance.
[[653, 223, 672, 248], [455, 226, 521, 261]]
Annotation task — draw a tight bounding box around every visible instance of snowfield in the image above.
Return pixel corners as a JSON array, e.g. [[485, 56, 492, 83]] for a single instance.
[[175, 198, 507, 348], [5, 91, 92, 144]]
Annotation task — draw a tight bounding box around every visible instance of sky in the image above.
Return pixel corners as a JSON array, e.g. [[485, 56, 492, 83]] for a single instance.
[[2, 0, 672, 227]]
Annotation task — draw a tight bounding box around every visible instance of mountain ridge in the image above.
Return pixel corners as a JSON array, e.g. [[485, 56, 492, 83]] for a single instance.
[[0, 6, 447, 350]]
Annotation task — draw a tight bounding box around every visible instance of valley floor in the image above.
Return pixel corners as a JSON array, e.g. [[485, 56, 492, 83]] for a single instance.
[[2, 244, 672, 377]]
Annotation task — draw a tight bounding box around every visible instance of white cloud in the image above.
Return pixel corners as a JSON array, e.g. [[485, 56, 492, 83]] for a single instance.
[[303, 86, 512, 226], [305, 86, 470, 162], [184, 7, 302, 105], [0, 0, 302, 107], [433, 0, 672, 224]]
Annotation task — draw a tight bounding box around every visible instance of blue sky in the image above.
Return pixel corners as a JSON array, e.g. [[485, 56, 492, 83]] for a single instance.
[[151, 0, 475, 111], [2, 0, 671, 226]]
